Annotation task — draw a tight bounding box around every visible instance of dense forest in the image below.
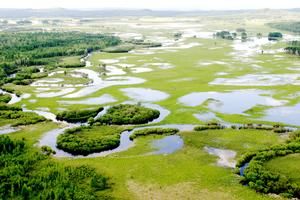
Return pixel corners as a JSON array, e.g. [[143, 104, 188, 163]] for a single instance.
[[0, 32, 121, 85], [0, 135, 111, 199], [268, 22, 300, 33]]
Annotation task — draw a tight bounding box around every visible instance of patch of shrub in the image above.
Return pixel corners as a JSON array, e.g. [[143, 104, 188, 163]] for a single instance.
[[56, 107, 103, 123], [194, 122, 225, 131], [96, 104, 160, 125], [0, 109, 46, 126], [57, 125, 125, 156], [237, 131, 300, 198], [0, 135, 110, 199], [130, 128, 179, 140], [0, 93, 11, 103], [268, 32, 283, 41]]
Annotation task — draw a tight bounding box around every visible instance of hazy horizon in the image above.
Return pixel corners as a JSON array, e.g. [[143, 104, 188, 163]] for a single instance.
[[1, 0, 300, 11]]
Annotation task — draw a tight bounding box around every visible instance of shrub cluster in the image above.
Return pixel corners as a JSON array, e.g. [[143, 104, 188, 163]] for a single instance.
[[96, 104, 160, 125], [0, 103, 46, 126], [0, 135, 110, 199], [268, 32, 283, 41], [56, 125, 124, 156], [237, 131, 300, 198], [0, 93, 11, 103], [56, 107, 103, 123], [194, 122, 226, 131], [130, 128, 179, 140]]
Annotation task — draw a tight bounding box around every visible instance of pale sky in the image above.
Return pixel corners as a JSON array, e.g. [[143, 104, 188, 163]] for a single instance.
[[0, 0, 299, 10]]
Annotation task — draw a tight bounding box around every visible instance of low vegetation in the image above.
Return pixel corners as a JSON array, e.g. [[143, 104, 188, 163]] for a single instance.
[[56, 107, 103, 123], [0, 135, 110, 199], [129, 128, 179, 140], [57, 56, 85, 68], [102, 44, 134, 53], [96, 104, 160, 125]]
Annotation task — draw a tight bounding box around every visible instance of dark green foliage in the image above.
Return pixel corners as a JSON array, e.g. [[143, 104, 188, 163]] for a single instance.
[[0, 103, 22, 111], [96, 104, 160, 125], [268, 32, 283, 41], [130, 128, 179, 140], [56, 107, 103, 123], [0, 135, 110, 199], [57, 125, 124, 156], [41, 145, 56, 155], [285, 40, 300, 56], [0, 104, 46, 126], [215, 31, 234, 40], [237, 132, 300, 198], [268, 22, 300, 33], [128, 39, 162, 48], [194, 122, 225, 131], [0, 93, 11, 103], [241, 32, 248, 40]]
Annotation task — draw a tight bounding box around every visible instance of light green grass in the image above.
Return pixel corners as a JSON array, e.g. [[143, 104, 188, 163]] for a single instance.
[[264, 153, 300, 185]]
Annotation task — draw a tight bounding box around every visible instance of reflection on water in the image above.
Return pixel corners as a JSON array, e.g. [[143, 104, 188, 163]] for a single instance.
[[262, 103, 300, 126], [150, 135, 184, 155], [178, 90, 286, 115]]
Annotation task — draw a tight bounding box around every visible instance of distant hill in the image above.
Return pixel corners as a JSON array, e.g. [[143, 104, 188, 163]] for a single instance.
[[0, 8, 295, 18]]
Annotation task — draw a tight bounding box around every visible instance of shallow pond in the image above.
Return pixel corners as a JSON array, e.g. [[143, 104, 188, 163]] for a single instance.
[[194, 112, 223, 122], [0, 89, 29, 105], [62, 69, 146, 98], [262, 103, 300, 126], [178, 90, 285, 115], [210, 74, 300, 86], [40, 124, 195, 158], [0, 125, 20, 135], [204, 146, 236, 168], [149, 135, 184, 155], [59, 94, 117, 105], [121, 88, 170, 102]]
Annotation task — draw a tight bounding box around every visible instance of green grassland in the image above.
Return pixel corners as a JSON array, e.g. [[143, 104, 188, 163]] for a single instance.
[[264, 153, 300, 185]]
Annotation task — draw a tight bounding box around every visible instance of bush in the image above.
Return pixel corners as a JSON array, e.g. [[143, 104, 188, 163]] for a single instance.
[[0, 109, 46, 126], [41, 145, 56, 155], [130, 128, 179, 140], [56, 107, 103, 123], [268, 32, 283, 41], [0, 93, 11, 103], [0, 135, 110, 199], [57, 125, 125, 156], [194, 122, 225, 131], [237, 134, 300, 198], [96, 104, 160, 125]]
